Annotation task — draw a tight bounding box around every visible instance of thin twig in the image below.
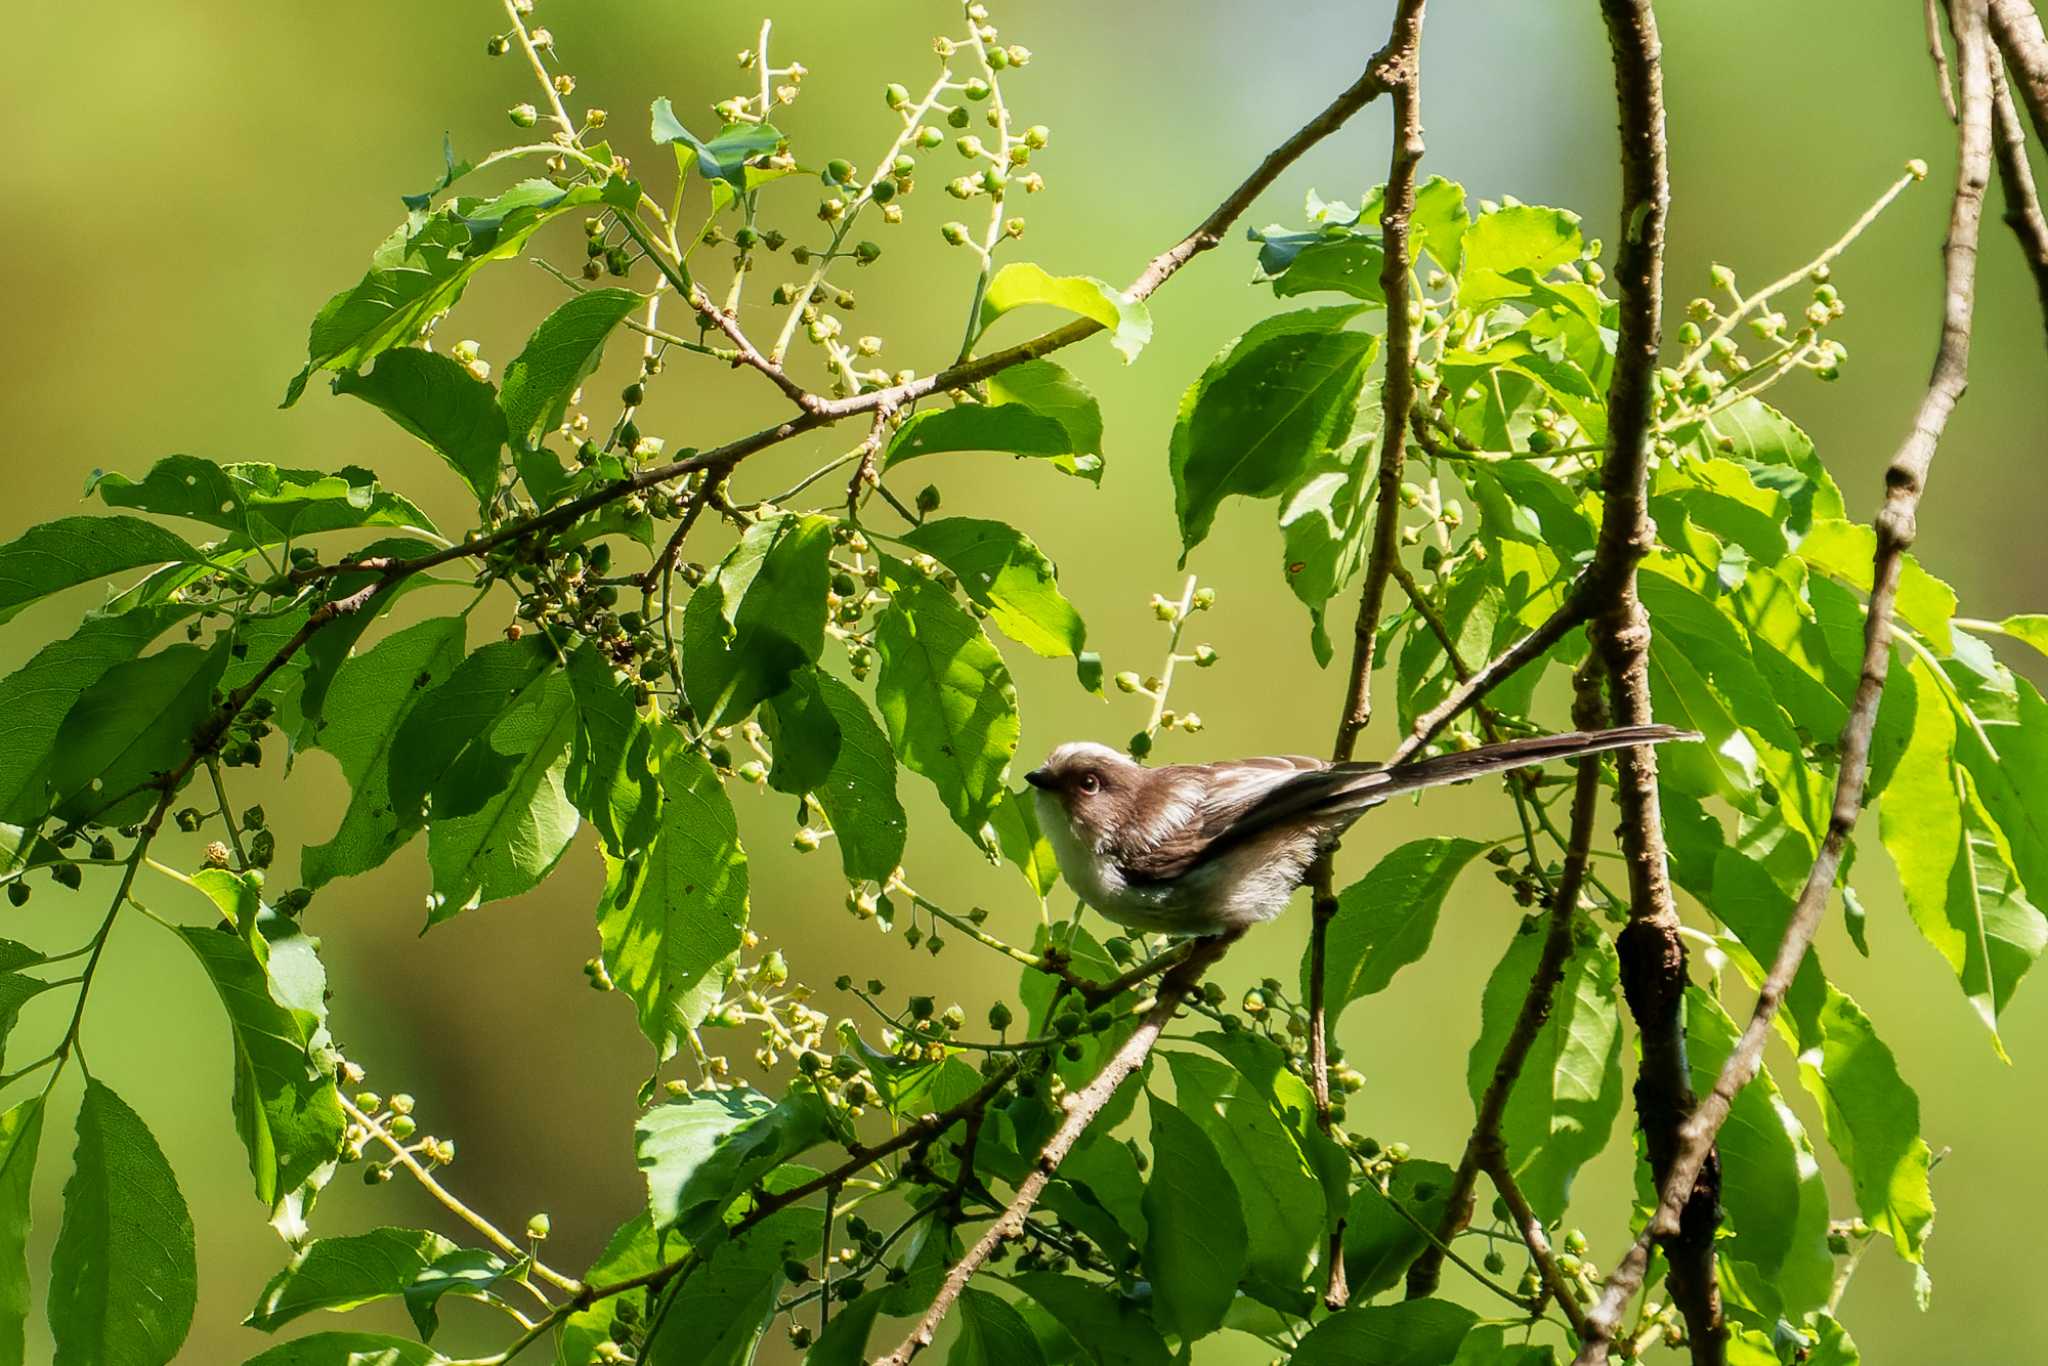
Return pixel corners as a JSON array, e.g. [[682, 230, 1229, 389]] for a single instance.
[[1483, 1153, 1590, 1338], [1991, 0, 2048, 148], [845, 402, 901, 516], [1990, 63, 2048, 344], [1931, 0, 1961, 121], [1574, 0, 1993, 1355]]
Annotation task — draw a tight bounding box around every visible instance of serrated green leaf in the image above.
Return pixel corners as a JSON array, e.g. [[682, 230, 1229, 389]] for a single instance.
[[1140, 1095, 1245, 1340], [1674, 398, 1843, 533], [242, 1334, 444, 1366], [1457, 204, 1582, 310], [245, 1226, 463, 1330], [285, 182, 606, 404], [301, 617, 467, 887], [598, 742, 750, 1058], [1278, 421, 1377, 667], [1293, 1299, 1476, 1365], [770, 669, 903, 883], [333, 349, 507, 500], [901, 517, 1087, 660], [987, 359, 1105, 482], [1010, 1272, 1173, 1366], [1162, 1050, 1322, 1303], [0, 1097, 44, 1366], [805, 1289, 886, 1366], [1308, 838, 1487, 1025], [1170, 306, 1375, 555], [1998, 613, 2048, 656], [51, 638, 227, 826], [91, 455, 435, 543], [1795, 519, 1955, 653], [390, 635, 559, 821], [1801, 988, 1936, 1262], [556, 1214, 662, 1366], [49, 1080, 196, 1366], [0, 607, 176, 825], [178, 920, 345, 1211], [759, 664, 842, 796], [425, 670, 579, 918], [651, 100, 784, 187], [0, 975, 51, 1074], [500, 287, 643, 454], [1683, 989, 1832, 1321], [0, 515, 202, 626], [952, 1288, 1047, 1366], [683, 515, 833, 727], [873, 561, 1021, 848], [1342, 1158, 1455, 1299], [979, 262, 1151, 362], [566, 644, 661, 857], [643, 1202, 819, 1365], [883, 404, 1092, 481], [1467, 914, 1624, 1221], [1448, 1326, 1553, 1366], [638, 1086, 826, 1242], [992, 786, 1058, 897]]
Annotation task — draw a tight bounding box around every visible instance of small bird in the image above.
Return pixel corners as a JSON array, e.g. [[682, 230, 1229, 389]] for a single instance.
[[1025, 726, 1692, 936]]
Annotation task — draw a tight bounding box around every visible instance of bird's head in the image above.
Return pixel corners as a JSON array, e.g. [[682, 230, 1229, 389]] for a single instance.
[[1025, 741, 1142, 841]]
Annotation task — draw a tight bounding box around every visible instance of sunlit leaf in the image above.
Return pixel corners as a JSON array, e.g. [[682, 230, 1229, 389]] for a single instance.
[[1307, 837, 1487, 1025], [334, 348, 507, 500], [1140, 1096, 1246, 1340], [91, 455, 436, 543], [978, 262, 1152, 362], [0, 516, 201, 627], [499, 287, 643, 456], [683, 514, 833, 727], [0, 1097, 43, 1366], [901, 517, 1087, 661], [1290, 1299, 1477, 1366]]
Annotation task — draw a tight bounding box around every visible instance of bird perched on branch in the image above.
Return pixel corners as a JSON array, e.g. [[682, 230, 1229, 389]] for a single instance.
[[1025, 726, 1692, 935]]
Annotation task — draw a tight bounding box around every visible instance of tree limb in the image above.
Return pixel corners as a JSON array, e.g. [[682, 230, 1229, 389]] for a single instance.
[[1575, 0, 1993, 1355], [1990, 62, 2048, 344], [1990, 0, 2048, 147]]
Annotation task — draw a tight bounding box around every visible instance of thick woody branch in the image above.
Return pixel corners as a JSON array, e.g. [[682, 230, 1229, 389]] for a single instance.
[[1990, 64, 2048, 344], [1484, 1152, 1590, 1339], [1991, 0, 2048, 147], [872, 937, 1237, 1366], [1576, 0, 1993, 1354], [1308, 0, 1428, 1312]]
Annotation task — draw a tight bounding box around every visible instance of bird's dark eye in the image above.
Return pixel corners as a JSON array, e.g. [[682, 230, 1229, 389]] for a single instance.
[[1077, 773, 1101, 795]]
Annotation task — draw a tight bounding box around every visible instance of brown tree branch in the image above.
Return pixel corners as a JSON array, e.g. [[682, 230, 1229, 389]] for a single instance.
[[1483, 1151, 1591, 1339], [1931, 0, 1962, 121], [1991, 0, 2048, 147], [1307, 0, 1428, 1312], [871, 936, 1238, 1366], [1575, 0, 1994, 1355], [1990, 63, 2048, 343], [1589, 2, 1725, 1357], [1406, 661, 1607, 1301]]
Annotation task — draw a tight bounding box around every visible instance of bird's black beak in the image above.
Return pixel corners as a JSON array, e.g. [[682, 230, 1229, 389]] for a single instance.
[[1024, 767, 1052, 790]]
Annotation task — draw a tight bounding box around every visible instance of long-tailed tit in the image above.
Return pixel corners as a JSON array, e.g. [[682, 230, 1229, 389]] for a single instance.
[[1024, 726, 1692, 936]]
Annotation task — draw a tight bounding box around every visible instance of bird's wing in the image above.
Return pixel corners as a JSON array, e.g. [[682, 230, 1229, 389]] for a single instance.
[[1111, 755, 1326, 884]]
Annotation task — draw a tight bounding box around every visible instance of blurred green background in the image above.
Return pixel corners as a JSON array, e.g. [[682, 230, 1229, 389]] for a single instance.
[[3, 1, 2045, 1360]]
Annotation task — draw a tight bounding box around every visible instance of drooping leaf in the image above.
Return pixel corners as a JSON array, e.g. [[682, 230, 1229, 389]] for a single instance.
[[1794, 519, 1956, 653], [758, 664, 842, 797], [301, 616, 466, 887], [987, 359, 1106, 482], [556, 1214, 663, 1366], [637, 1086, 826, 1241], [598, 742, 750, 1058], [650, 99, 785, 187], [499, 287, 643, 454], [901, 517, 1087, 659], [1447, 1326, 1553, 1366], [682, 514, 833, 726], [566, 644, 661, 857], [883, 404, 1086, 478], [290, 536, 438, 744], [951, 1288, 1048, 1366], [1292, 1299, 1477, 1366], [1140, 1095, 1246, 1340], [1170, 306, 1375, 555], [242, 1334, 443, 1366], [768, 668, 904, 883], [0, 1097, 44, 1366], [389, 635, 560, 821], [1799, 987, 1936, 1262], [246, 1226, 478, 1332], [48, 1080, 197, 1366], [1466, 914, 1624, 1220], [178, 921, 346, 1212], [1308, 838, 1487, 1024], [0, 975, 50, 1075], [806, 1290, 887, 1366], [1277, 422, 1376, 665], [641, 1202, 820, 1364], [0, 515, 203, 628], [333, 349, 507, 500], [978, 262, 1152, 362], [425, 669, 580, 919], [51, 638, 228, 826], [992, 786, 1058, 897], [90, 456, 435, 543], [872, 560, 1021, 848], [1009, 1272, 1173, 1366], [1342, 1159, 1456, 1299]]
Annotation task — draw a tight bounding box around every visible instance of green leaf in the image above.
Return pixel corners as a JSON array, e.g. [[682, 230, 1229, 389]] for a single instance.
[[1308, 838, 1487, 1024], [245, 1227, 508, 1336], [1456, 204, 1582, 310], [301, 617, 467, 887], [758, 664, 842, 797], [566, 645, 661, 857], [987, 359, 1106, 481], [992, 786, 1058, 897], [1140, 1095, 1246, 1340], [883, 404, 1093, 481], [1997, 613, 2048, 656], [1684, 989, 1832, 1320], [1448, 1326, 1554, 1366], [285, 181, 606, 404], [48, 1080, 196, 1366], [500, 287, 643, 454], [425, 669, 579, 919], [598, 742, 750, 1058], [1881, 656, 2048, 1050], [1009, 1272, 1173, 1366], [901, 518, 1087, 659], [1466, 915, 1624, 1221], [0, 515, 201, 626], [178, 921, 346, 1211], [0, 1097, 44, 1366], [1277, 422, 1377, 666], [1169, 306, 1375, 555], [242, 1334, 444, 1366], [638, 1086, 826, 1241], [1342, 1159, 1455, 1299], [90, 456, 435, 543], [1161, 1051, 1322, 1304], [556, 1214, 662, 1364], [1799, 987, 1936, 1262], [683, 515, 833, 727], [644, 1201, 819, 1364], [0, 607, 179, 824], [333, 349, 507, 500], [0, 975, 50, 1074], [1795, 519, 1955, 653], [805, 1290, 886, 1366], [51, 639, 227, 826], [952, 1288, 1047, 1366], [290, 537, 438, 744], [978, 262, 1152, 362], [390, 635, 559, 821], [872, 561, 1022, 848], [651, 100, 785, 187], [1293, 1299, 1477, 1366], [1674, 398, 1843, 533], [768, 669, 904, 883], [1273, 234, 1385, 301]]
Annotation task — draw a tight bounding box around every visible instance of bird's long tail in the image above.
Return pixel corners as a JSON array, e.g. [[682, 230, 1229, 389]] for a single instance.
[[1365, 724, 1695, 800]]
